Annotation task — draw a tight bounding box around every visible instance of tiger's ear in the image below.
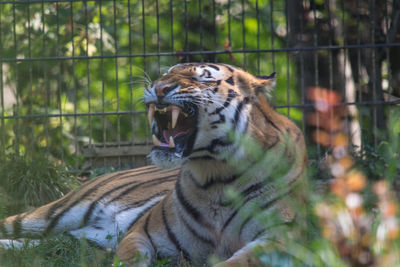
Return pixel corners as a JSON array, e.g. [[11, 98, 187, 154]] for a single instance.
[[254, 72, 276, 98], [236, 71, 276, 101]]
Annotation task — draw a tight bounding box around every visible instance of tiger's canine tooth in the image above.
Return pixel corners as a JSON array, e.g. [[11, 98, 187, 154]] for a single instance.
[[152, 134, 161, 146], [171, 106, 181, 129], [148, 103, 155, 125], [169, 136, 175, 148]]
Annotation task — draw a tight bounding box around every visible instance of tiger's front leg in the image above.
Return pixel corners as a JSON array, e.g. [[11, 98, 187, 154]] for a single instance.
[[116, 196, 182, 267], [116, 230, 155, 267]]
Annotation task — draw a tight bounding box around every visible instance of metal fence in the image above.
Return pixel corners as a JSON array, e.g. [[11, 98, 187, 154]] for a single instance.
[[0, 0, 399, 172]]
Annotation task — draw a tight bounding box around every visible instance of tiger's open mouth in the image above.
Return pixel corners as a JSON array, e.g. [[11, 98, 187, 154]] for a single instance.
[[148, 103, 197, 157]]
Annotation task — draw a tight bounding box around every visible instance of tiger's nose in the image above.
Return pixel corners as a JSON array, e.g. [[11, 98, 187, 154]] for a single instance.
[[155, 84, 173, 97]]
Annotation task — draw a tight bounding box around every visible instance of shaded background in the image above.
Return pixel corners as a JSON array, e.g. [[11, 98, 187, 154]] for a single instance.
[[0, 0, 399, 172]]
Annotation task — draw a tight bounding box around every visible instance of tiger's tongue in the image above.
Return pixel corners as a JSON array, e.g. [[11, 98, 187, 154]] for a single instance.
[[163, 129, 189, 143]]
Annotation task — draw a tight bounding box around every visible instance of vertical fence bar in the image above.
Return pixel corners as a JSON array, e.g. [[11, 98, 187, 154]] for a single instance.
[[385, 0, 391, 96], [0, 4, 4, 161], [128, 0, 135, 168], [184, 0, 188, 62], [112, 0, 121, 168], [341, 0, 352, 144], [241, 0, 246, 69], [370, 0, 377, 147], [70, 1, 78, 170], [170, 0, 174, 54], [299, 1, 306, 133], [269, 0, 275, 72], [142, 0, 146, 71], [356, 0, 363, 150], [269, 0, 275, 105], [42, 1, 50, 156], [227, 0, 231, 63], [27, 2, 34, 158], [199, 0, 203, 61], [12, 3, 19, 157], [326, 0, 334, 148], [84, 0, 92, 168], [285, 0, 290, 118], [142, 0, 149, 149], [326, 0, 333, 92], [256, 0, 260, 75], [212, 0, 216, 62], [156, 0, 160, 73], [99, 0, 106, 168], [312, 0, 321, 157], [56, 1, 64, 162]]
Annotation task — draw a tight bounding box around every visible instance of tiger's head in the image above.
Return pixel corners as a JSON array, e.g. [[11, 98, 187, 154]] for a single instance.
[[145, 63, 277, 168]]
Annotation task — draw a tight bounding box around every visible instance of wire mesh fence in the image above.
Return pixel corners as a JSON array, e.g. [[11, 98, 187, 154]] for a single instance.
[[0, 0, 399, 172]]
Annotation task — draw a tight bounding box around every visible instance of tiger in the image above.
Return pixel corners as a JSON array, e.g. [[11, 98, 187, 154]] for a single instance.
[[0, 63, 307, 266]]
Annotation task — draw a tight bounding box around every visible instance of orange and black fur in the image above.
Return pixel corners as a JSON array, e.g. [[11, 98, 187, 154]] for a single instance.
[[0, 63, 307, 266]]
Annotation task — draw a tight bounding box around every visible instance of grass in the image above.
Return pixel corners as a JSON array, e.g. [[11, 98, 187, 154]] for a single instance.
[[0, 155, 78, 217]]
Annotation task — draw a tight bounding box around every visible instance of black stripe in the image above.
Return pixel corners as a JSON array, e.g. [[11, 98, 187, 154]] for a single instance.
[[295, 131, 302, 142], [207, 64, 220, 70], [45, 192, 76, 220], [225, 66, 234, 72], [175, 179, 202, 222], [221, 182, 267, 233], [126, 199, 161, 232], [286, 165, 307, 186], [191, 138, 231, 154], [241, 182, 265, 196], [256, 72, 276, 80], [211, 114, 225, 125], [238, 189, 293, 237], [189, 173, 238, 190], [162, 201, 190, 260], [119, 190, 169, 213], [225, 77, 234, 85], [255, 103, 282, 133], [45, 169, 167, 234], [108, 175, 176, 203], [233, 102, 244, 127], [84, 168, 147, 188], [175, 179, 214, 231], [266, 138, 280, 150], [251, 221, 292, 242], [179, 212, 215, 247], [143, 211, 157, 252], [208, 138, 230, 153], [251, 229, 266, 242], [212, 89, 237, 114], [82, 180, 138, 224]]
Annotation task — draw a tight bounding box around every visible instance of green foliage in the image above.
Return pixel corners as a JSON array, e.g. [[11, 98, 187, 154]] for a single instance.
[[0, 154, 78, 216], [354, 108, 400, 182], [0, 235, 113, 267]]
